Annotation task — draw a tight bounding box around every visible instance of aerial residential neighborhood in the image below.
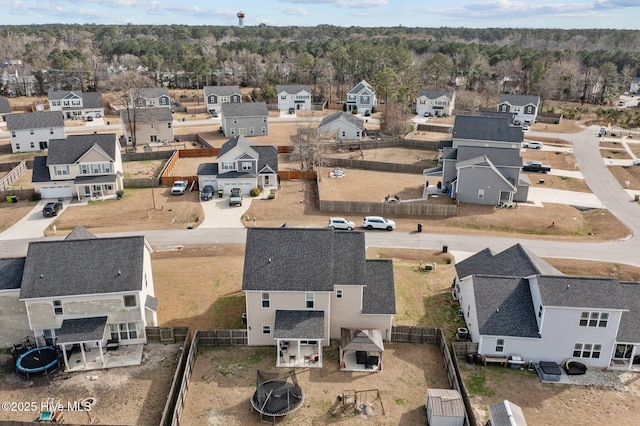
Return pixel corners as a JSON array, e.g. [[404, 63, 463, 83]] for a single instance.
[[0, 14, 639, 426]]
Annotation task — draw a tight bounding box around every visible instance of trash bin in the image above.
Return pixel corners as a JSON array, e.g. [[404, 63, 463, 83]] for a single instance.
[[417, 223, 422, 233], [218, 189, 224, 198], [442, 245, 448, 253], [182, 117, 186, 122], [5, 195, 17, 203], [467, 353, 475, 364]]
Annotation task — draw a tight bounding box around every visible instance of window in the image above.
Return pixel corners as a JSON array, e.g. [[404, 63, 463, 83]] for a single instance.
[[538, 304, 543, 318], [30, 129, 34, 135], [500, 105, 508, 112], [262, 325, 271, 334], [54, 165, 70, 176], [573, 343, 602, 358], [336, 289, 343, 299], [53, 300, 63, 315], [525, 106, 533, 114], [110, 322, 138, 340], [150, 135, 158, 143], [360, 95, 370, 104], [306, 292, 314, 309], [580, 311, 608, 328], [614, 344, 633, 359], [30, 142, 34, 148], [123, 295, 137, 307], [221, 162, 234, 171], [478, 189, 484, 200], [261, 292, 270, 308], [11, 131, 15, 138], [50, 128, 54, 135], [495, 338, 505, 353], [242, 162, 252, 170], [264, 176, 270, 186]]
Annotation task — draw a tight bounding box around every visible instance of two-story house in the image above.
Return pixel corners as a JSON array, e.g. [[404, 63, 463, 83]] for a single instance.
[[31, 133, 123, 200], [13, 225, 158, 371], [220, 102, 269, 137], [242, 228, 396, 370], [203, 85, 242, 114], [48, 90, 105, 120], [346, 80, 377, 114], [197, 136, 278, 195], [0, 96, 10, 121], [317, 111, 365, 140], [416, 89, 455, 117], [276, 85, 312, 112], [120, 107, 174, 147], [131, 87, 171, 108], [6, 111, 65, 153], [630, 77, 640, 95], [497, 94, 540, 125], [454, 244, 640, 371], [424, 115, 530, 205]]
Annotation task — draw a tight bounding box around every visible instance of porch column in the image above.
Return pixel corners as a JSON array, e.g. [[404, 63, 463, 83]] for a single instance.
[[80, 346, 87, 369], [60, 345, 70, 371], [98, 342, 106, 367], [628, 347, 638, 371]]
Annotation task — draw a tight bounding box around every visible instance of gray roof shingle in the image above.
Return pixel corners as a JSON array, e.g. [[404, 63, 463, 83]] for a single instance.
[[498, 94, 540, 107], [363, 259, 396, 315], [65, 225, 97, 240], [221, 102, 268, 117], [318, 111, 364, 130], [20, 235, 146, 299], [31, 156, 51, 183], [0, 258, 25, 290], [348, 80, 374, 95], [132, 87, 170, 99], [274, 310, 325, 339], [452, 115, 523, 143], [417, 89, 454, 99], [6, 111, 64, 131], [0, 96, 10, 114], [197, 163, 218, 176], [120, 107, 173, 124], [56, 316, 108, 344], [473, 276, 540, 338], [536, 275, 625, 309], [255, 146, 278, 174], [277, 85, 312, 95], [48, 91, 104, 109], [617, 282, 640, 342], [204, 85, 241, 97], [46, 134, 117, 166]]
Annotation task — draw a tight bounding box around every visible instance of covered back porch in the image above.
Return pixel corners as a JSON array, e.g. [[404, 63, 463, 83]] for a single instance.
[[274, 310, 324, 368], [609, 342, 640, 372]]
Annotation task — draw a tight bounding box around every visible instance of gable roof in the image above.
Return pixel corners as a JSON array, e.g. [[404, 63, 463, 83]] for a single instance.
[[498, 94, 540, 107], [535, 275, 626, 310], [254, 146, 279, 174], [455, 243, 561, 280], [221, 102, 268, 117], [48, 90, 103, 109], [318, 111, 364, 131], [363, 259, 396, 314], [276, 85, 312, 95], [203, 85, 241, 97], [20, 235, 148, 299], [348, 79, 374, 95], [242, 228, 366, 292], [65, 224, 97, 240], [218, 135, 258, 159], [473, 275, 540, 338], [5, 111, 64, 131], [46, 134, 117, 166], [120, 107, 173, 124], [0, 96, 10, 114], [452, 115, 523, 143], [417, 89, 454, 99], [426, 389, 465, 418], [0, 258, 25, 290], [617, 282, 640, 343], [132, 87, 170, 99], [456, 155, 516, 190]]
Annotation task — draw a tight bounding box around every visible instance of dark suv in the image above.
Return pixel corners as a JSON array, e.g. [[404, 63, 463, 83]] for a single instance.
[[42, 201, 63, 217]]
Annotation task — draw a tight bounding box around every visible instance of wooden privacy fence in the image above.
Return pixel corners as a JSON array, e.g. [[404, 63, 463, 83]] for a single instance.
[[146, 326, 190, 344], [390, 325, 440, 344], [157, 328, 192, 426], [325, 158, 426, 174], [196, 329, 248, 346], [0, 188, 36, 201], [278, 170, 317, 180], [333, 138, 439, 151], [122, 150, 173, 162], [318, 199, 457, 217]]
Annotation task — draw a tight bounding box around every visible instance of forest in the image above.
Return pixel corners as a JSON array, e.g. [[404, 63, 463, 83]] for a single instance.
[[1, 24, 639, 110]]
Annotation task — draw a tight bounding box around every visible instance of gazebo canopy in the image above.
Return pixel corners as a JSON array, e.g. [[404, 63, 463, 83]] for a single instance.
[[341, 328, 384, 352]]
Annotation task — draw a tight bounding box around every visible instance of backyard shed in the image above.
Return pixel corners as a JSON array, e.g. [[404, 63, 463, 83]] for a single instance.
[[489, 399, 528, 426], [425, 388, 465, 426]]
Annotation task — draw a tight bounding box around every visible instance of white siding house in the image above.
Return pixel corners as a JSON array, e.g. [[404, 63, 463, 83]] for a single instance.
[[346, 80, 377, 114], [6, 111, 65, 153], [276, 85, 312, 111], [203, 85, 241, 114], [416, 89, 455, 117], [318, 112, 365, 140], [497, 94, 540, 125]]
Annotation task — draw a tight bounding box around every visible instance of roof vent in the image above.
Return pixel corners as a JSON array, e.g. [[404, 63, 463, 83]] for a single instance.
[[40, 274, 43, 279], [567, 284, 570, 289], [268, 258, 272, 263], [118, 270, 121, 275], [496, 308, 499, 313]]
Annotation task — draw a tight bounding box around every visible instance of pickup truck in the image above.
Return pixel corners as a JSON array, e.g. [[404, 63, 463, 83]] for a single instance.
[[171, 180, 189, 195], [522, 161, 551, 173], [229, 188, 243, 206]]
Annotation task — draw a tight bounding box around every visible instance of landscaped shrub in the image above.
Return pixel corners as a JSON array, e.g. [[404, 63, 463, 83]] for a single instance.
[[116, 190, 124, 199], [267, 193, 275, 200], [249, 188, 261, 197]]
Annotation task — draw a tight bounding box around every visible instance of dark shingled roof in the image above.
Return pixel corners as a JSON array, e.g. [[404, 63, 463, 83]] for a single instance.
[[318, 111, 364, 130], [617, 282, 640, 342], [536, 275, 625, 309], [46, 134, 117, 166], [498, 94, 540, 107], [56, 316, 108, 344], [456, 146, 523, 168], [120, 107, 172, 124], [417, 89, 454, 99], [20, 236, 146, 299], [0, 258, 25, 290], [203, 85, 241, 97], [473, 276, 540, 338], [0, 96, 10, 114], [30, 156, 51, 183], [255, 146, 279, 174], [132, 87, 170, 99], [221, 102, 268, 117], [197, 163, 218, 176], [277, 85, 312, 95], [363, 259, 396, 315], [6, 111, 64, 131], [48, 91, 103, 109], [145, 294, 159, 311], [455, 244, 560, 280], [452, 115, 523, 143], [242, 228, 366, 292], [348, 80, 374, 95], [274, 310, 325, 339], [65, 225, 97, 240]]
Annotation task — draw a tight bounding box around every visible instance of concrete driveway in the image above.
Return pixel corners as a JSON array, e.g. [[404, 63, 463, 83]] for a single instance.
[[526, 187, 603, 209], [0, 200, 69, 240], [198, 195, 252, 229]]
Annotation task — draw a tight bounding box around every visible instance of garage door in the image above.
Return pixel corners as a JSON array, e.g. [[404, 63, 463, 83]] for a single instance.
[[222, 183, 252, 195], [40, 186, 72, 199], [198, 177, 217, 191]]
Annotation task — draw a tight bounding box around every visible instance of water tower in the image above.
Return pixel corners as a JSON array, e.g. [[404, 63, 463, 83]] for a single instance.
[[237, 11, 245, 28]]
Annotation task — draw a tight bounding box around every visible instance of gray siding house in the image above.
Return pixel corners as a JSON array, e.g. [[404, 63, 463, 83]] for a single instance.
[[318, 111, 364, 140], [220, 102, 269, 137], [48, 90, 105, 120], [203, 85, 241, 114], [497, 94, 540, 125]]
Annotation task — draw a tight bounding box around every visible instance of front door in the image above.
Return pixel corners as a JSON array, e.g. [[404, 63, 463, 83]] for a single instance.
[[239, 128, 247, 136], [39, 141, 48, 150]]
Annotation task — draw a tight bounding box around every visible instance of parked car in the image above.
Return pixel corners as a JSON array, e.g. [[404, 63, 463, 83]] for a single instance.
[[211, 111, 218, 118], [423, 111, 432, 117], [362, 216, 396, 231], [42, 201, 63, 217], [288, 107, 295, 114], [86, 116, 93, 122], [364, 110, 371, 117], [522, 161, 551, 173], [229, 188, 243, 206], [200, 185, 214, 201], [522, 124, 530, 131], [328, 217, 355, 230], [171, 180, 188, 195], [524, 141, 543, 149], [633, 159, 640, 166]]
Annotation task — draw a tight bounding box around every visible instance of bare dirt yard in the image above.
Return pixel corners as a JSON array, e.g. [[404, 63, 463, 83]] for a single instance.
[[610, 165, 640, 191], [0, 343, 181, 425]]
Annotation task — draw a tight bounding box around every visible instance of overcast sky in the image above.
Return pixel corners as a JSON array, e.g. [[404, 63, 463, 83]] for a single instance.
[[0, 0, 638, 29]]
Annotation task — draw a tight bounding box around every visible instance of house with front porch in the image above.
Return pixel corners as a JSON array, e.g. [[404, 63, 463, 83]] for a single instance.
[[276, 85, 312, 112], [14, 225, 158, 371], [220, 102, 268, 137], [242, 228, 396, 370], [196, 135, 278, 195], [120, 107, 174, 147], [131, 87, 171, 108], [31, 133, 123, 200], [454, 243, 640, 371], [317, 111, 364, 140], [345, 80, 377, 114], [497, 94, 540, 125], [48, 90, 105, 120], [203, 85, 241, 114], [416, 89, 455, 117], [6, 111, 65, 153]]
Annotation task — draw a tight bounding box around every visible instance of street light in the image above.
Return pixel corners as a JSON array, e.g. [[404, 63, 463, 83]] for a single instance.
[[150, 176, 156, 209]]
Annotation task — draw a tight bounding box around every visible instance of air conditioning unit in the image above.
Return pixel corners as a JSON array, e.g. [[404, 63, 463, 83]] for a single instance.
[[457, 327, 469, 340], [451, 290, 459, 300]]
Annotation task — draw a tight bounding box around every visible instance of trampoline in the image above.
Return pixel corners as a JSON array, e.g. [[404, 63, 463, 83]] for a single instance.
[[250, 369, 304, 424], [15, 346, 62, 378]]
